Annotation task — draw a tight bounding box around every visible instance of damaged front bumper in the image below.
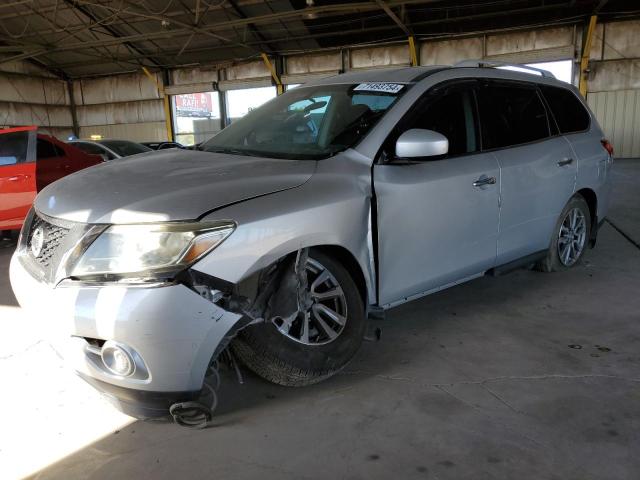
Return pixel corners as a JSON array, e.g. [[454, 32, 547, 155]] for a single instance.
[[10, 253, 248, 419]]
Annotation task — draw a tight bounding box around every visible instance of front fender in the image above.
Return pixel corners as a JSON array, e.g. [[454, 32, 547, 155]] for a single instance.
[[192, 154, 376, 306]]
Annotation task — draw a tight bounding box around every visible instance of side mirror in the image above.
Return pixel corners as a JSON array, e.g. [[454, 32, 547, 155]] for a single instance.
[[395, 129, 449, 159]]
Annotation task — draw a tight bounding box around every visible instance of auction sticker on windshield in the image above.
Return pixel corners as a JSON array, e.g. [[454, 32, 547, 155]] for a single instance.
[[353, 83, 404, 94]]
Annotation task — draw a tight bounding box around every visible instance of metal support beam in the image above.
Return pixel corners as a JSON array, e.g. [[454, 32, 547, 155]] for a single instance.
[[142, 66, 174, 141], [261, 53, 284, 95], [66, 79, 80, 138], [408, 36, 419, 66], [579, 15, 597, 97], [375, 0, 411, 36]]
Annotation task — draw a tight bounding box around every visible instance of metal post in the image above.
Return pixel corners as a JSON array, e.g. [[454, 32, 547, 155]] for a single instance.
[[66, 79, 80, 138], [261, 52, 284, 95], [579, 15, 598, 97], [408, 36, 419, 66], [142, 66, 174, 141]]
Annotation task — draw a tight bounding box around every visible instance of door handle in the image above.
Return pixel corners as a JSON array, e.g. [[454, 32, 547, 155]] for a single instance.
[[8, 175, 26, 182], [557, 158, 574, 167], [473, 176, 496, 187]]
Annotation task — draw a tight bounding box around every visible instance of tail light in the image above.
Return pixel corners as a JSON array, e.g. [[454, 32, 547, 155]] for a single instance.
[[601, 139, 614, 156]]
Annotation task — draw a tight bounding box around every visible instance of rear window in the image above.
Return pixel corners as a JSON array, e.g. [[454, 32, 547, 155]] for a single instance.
[[478, 83, 550, 149], [0, 131, 29, 165], [74, 142, 105, 155], [540, 85, 590, 134]]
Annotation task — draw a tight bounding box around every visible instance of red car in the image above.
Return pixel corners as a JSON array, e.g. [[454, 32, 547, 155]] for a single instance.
[[0, 126, 103, 231]]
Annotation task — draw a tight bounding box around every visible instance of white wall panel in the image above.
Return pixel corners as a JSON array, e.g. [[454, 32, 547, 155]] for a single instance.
[[287, 52, 342, 75], [420, 37, 483, 65], [351, 45, 410, 69], [75, 72, 161, 105], [0, 101, 72, 128], [0, 75, 68, 105], [79, 122, 166, 142], [77, 100, 164, 127], [588, 89, 640, 158]]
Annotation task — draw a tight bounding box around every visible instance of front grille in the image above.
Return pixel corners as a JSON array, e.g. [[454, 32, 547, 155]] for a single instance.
[[28, 216, 70, 267], [18, 210, 91, 284]]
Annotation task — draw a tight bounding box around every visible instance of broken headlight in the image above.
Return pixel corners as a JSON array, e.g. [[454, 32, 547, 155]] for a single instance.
[[70, 221, 235, 280]]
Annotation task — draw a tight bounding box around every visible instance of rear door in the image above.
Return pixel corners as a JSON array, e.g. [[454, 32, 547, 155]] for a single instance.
[[375, 81, 500, 306], [35, 135, 68, 191], [477, 81, 577, 264], [0, 127, 37, 230]]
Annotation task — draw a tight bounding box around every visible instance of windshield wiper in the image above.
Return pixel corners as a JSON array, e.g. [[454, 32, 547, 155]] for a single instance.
[[205, 147, 259, 157]]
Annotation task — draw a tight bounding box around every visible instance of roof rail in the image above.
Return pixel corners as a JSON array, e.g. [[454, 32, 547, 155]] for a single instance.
[[454, 59, 556, 79]]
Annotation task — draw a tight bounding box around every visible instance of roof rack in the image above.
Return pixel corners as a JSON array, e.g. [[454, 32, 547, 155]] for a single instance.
[[454, 59, 556, 79]]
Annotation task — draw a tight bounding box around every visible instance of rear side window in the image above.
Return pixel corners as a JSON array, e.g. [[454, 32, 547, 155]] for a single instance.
[[37, 138, 64, 159], [540, 85, 590, 134], [478, 83, 550, 149]]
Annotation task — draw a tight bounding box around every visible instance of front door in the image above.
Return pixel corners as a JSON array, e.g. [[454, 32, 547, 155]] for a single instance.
[[0, 127, 37, 230], [374, 82, 500, 307]]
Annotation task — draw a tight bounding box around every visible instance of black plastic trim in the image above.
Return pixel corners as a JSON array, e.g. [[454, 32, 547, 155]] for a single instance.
[[78, 372, 201, 419], [486, 250, 547, 277]]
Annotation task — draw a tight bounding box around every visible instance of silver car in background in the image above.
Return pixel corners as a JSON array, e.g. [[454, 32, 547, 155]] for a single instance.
[[69, 139, 152, 160], [10, 63, 613, 424]]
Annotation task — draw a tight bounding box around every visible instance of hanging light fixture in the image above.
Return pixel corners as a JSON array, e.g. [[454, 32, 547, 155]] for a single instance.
[[304, 0, 318, 20]]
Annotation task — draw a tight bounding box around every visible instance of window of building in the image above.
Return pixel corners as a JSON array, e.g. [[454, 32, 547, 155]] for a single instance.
[[226, 86, 277, 123], [478, 83, 550, 149], [498, 60, 573, 84], [171, 91, 222, 146]]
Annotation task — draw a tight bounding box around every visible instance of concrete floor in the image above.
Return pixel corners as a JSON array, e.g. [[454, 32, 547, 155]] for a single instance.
[[1, 160, 639, 480]]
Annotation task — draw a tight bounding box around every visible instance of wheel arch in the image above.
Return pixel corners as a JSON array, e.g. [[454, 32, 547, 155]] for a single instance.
[[575, 188, 597, 225], [313, 245, 369, 305]]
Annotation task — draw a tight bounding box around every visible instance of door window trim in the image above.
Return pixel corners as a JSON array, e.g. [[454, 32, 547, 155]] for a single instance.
[[376, 79, 483, 164], [475, 78, 561, 154]]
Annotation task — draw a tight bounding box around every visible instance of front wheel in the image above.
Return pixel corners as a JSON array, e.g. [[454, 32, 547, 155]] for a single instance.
[[232, 249, 366, 387], [537, 195, 591, 272]]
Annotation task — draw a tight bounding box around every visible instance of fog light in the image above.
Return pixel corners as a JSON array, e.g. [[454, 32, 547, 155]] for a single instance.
[[101, 341, 135, 377]]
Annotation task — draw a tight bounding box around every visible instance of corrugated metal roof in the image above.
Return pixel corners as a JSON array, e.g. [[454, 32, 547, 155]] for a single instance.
[[0, 0, 637, 78]]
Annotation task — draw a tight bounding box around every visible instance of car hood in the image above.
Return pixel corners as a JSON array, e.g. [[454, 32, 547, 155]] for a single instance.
[[35, 149, 316, 224]]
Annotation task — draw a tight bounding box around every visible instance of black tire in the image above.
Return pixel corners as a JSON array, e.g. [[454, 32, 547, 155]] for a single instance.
[[232, 249, 366, 387], [537, 194, 591, 272]]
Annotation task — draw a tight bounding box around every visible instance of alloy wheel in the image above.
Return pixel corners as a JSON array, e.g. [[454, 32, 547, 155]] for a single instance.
[[557, 207, 587, 266], [273, 258, 348, 346]]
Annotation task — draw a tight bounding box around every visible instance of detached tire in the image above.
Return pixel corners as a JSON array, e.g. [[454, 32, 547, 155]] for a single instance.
[[537, 194, 591, 272], [232, 249, 366, 387]]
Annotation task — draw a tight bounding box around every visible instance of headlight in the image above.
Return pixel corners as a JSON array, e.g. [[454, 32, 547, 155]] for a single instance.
[[70, 221, 235, 279]]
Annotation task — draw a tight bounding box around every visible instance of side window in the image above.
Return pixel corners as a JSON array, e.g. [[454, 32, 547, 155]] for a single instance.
[[0, 131, 29, 165], [478, 83, 550, 149], [410, 87, 479, 156], [539, 85, 590, 134], [37, 138, 61, 159]]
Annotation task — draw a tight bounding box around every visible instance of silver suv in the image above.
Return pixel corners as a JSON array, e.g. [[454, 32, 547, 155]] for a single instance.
[[10, 62, 613, 423]]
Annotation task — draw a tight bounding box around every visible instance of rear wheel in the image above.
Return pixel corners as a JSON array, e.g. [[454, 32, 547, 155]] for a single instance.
[[232, 249, 366, 386], [537, 195, 591, 272]]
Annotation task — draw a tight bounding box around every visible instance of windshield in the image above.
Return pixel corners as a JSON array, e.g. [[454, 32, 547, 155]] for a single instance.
[[100, 140, 152, 157], [200, 83, 407, 160]]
